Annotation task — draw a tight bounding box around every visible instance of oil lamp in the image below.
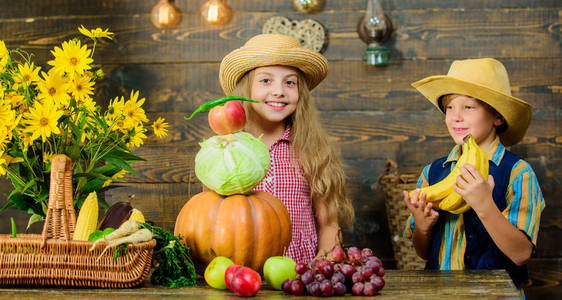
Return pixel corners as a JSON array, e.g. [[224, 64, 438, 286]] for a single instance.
[[357, 0, 392, 66], [293, 0, 324, 14], [150, 0, 182, 29], [201, 0, 233, 25]]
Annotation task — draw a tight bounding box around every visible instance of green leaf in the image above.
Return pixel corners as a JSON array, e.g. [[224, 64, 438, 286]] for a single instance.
[[26, 214, 44, 231], [103, 148, 146, 162], [80, 178, 106, 195], [104, 157, 136, 175], [73, 172, 112, 181]]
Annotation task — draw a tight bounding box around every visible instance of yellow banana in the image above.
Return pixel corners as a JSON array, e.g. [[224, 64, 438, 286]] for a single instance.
[[449, 202, 471, 214], [438, 191, 464, 211], [409, 139, 470, 202]]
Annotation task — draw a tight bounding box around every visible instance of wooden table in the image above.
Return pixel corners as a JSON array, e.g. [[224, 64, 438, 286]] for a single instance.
[[0, 269, 521, 299]]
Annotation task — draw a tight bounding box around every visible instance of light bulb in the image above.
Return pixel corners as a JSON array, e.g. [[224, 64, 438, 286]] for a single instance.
[[150, 0, 182, 29], [201, 0, 232, 25]]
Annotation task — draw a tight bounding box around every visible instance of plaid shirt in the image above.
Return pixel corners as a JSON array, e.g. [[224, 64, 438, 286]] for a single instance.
[[253, 126, 318, 264]]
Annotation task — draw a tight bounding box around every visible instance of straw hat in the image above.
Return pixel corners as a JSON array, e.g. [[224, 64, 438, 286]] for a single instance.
[[219, 34, 329, 95], [411, 58, 532, 146]]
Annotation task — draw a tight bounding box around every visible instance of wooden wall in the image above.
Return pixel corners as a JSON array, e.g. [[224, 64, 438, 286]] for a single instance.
[[0, 0, 560, 297]]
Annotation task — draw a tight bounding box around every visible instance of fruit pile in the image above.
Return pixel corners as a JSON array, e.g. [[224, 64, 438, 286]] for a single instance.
[[282, 246, 385, 296]]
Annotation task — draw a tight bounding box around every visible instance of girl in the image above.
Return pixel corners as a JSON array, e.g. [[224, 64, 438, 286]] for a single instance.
[[219, 34, 355, 263]]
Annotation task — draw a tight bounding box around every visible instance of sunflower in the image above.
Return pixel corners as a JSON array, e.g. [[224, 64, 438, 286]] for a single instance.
[[105, 96, 125, 125], [0, 41, 8, 71], [48, 39, 93, 75], [78, 25, 114, 40], [102, 169, 128, 188], [69, 73, 94, 101], [4, 91, 27, 111], [127, 125, 146, 149], [13, 62, 41, 88], [23, 99, 63, 143], [37, 69, 70, 107], [0, 152, 6, 176], [0, 127, 8, 152], [151, 117, 169, 138], [122, 90, 148, 129]]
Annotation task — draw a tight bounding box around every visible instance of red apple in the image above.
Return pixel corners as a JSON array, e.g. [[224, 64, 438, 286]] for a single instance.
[[228, 266, 262, 297], [208, 100, 246, 135], [224, 264, 243, 291]]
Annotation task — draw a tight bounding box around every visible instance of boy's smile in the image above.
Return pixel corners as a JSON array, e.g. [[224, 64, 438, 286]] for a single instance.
[[444, 95, 504, 149]]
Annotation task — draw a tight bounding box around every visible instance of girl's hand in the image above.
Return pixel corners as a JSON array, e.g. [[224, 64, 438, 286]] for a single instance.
[[454, 164, 495, 214], [403, 189, 438, 234]]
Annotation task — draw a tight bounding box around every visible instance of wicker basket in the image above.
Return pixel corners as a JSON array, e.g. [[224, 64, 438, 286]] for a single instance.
[[378, 159, 426, 270], [0, 154, 156, 288]]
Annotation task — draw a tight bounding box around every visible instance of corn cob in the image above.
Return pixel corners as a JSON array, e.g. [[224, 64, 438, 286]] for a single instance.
[[73, 192, 99, 241]]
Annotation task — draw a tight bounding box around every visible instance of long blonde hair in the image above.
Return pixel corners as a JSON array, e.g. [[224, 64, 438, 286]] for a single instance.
[[230, 70, 355, 229]]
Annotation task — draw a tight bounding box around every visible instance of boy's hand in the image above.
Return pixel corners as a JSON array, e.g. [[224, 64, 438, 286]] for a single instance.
[[403, 189, 439, 234], [454, 164, 495, 214]]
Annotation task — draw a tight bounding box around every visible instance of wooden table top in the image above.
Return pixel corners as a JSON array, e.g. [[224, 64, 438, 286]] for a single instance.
[[0, 269, 521, 299]]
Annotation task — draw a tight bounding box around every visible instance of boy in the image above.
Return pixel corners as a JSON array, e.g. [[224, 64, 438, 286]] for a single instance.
[[403, 58, 545, 289]]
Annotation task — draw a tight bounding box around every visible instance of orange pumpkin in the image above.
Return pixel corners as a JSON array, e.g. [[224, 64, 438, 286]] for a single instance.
[[174, 190, 292, 273]]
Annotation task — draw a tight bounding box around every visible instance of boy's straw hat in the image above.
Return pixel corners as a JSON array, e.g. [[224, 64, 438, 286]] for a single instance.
[[219, 34, 329, 95], [412, 58, 532, 146]]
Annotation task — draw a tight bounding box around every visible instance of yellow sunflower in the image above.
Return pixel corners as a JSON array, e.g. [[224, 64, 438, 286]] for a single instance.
[[23, 99, 64, 143], [122, 90, 148, 128], [0, 126, 8, 151], [0, 152, 6, 176], [105, 96, 125, 126], [0, 41, 8, 71], [78, 25, 114, 40], [37, 69, 70, 107], [152, 117, 169, 138], [48, 39, 93, 75], [102, 169, 128, 188], [13, 62, 41, 88], [69, 73, 94, 101], [127, 125, 146, 149], [4, 91, 27, 110]]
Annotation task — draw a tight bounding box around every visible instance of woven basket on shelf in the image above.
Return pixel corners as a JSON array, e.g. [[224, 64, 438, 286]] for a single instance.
[[0, 154, 156, 288], [378, 159, 426, 270]]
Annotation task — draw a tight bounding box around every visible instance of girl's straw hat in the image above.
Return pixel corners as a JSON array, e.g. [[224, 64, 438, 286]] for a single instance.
[[219, 34, 329, 95], [412, 58, 532, 146]]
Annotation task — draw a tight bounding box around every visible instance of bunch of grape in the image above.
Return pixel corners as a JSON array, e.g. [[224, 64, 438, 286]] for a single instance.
[[281, 246, 385, 296]]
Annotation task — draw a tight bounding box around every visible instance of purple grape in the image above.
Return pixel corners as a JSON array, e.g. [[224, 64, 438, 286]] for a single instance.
[[352, 271, 364, 283], [366, 259, 381, 274], [282, 279, 292, 293], [347, 247, 362, 265], [308, 281, 322, 297], [320, 262, 334, 278], [351, 282, 364, 296], [361, 266, 374, 278], [301, 270, 314, 285], [295, 262, 308, 275], [320, 279, 334, 297], [333, 282, 346, 296], [370, 256, 383, 266], [361, 248, 374, 258], [341, 264, 356, 279], [333, 263, 342, 273], [363, 282, 376, 296], [315, 273, 325, 282], [330, 247, 346, 263], [331, 272, 345, 284], [376, 267, 385, 277], [371, 275, 385, 291], [290, 280, 305, 296]]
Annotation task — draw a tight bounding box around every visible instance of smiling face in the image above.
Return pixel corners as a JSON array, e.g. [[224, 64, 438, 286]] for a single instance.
[[249, 65, 300, 129], [443, 94, 504, 149]]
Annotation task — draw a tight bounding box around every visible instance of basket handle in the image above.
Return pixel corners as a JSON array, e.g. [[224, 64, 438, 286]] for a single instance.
[[41, 154, 77, 246], [377, 159, 400, 182]]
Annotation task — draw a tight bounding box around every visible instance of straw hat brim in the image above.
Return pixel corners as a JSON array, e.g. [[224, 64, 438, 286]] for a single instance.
[[412, 75, 532, 146], [219, 45, 328, 95]]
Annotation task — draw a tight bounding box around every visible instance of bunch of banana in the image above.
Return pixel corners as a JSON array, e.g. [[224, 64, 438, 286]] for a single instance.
[[409, 135, 488, 214]]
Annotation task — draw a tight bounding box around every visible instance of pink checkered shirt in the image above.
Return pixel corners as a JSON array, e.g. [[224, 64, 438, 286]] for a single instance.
[[252, 126, 318, 264]]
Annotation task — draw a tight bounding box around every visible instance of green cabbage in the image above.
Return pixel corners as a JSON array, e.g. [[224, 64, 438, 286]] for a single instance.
[[195, 132, 270, 195]]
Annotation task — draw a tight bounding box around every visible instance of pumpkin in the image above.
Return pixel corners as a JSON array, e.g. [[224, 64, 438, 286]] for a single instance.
[[174, 190, 292, 273]]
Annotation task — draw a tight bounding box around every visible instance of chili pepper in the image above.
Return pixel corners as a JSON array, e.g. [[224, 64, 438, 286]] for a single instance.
[[10, 217, 16, 238], [184, 96, 259, 120]]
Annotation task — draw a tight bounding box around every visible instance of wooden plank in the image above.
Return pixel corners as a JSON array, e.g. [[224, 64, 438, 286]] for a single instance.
[[526, 258, 562, 300], [1, 9, 559, 62], [93, 58, 561, 113], [0, 0, 558, 18]]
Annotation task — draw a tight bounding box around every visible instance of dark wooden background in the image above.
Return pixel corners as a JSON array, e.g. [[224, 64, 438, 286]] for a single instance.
[[0, 1, 560, 298]]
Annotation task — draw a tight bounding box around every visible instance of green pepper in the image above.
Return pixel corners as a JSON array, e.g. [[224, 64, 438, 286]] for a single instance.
[[184, 96, 259, 120], [10, 217, 16, 238]]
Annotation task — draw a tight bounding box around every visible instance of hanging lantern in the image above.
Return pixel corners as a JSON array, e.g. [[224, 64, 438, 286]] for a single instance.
[[150, 0, 182, 29], [357, 0, 393, 66], [201, 0, 233, 25], [293, 0, 324, 14]]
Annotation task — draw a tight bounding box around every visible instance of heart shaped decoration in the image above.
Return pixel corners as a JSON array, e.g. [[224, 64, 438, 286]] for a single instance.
[[262, 16, 327, 53]]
